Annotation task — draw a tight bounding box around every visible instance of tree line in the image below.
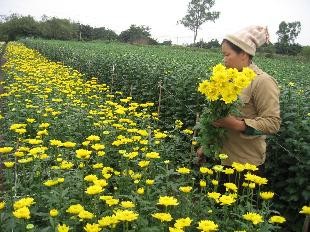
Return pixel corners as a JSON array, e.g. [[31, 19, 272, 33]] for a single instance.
[[0, 14, 160, 45]]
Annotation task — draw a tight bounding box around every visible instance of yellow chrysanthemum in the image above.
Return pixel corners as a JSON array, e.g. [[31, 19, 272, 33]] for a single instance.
[[200, 167, 213, 175], [243, 212, 263, 225], [105, 198, 119, 207], [84, 223, 101, 232], [299, 205, 310, 215], [49, 209, 59, 217], [78, 210, 94, 220], [176, 167, 191, 174], [98, 215, 119, 227], [145, 152, 160, 159], [198, 64, 256, 105], [169, 227, 184, 232], [62, 141, 76, 148], [66, 204, 84, 214], [86, 135, 101, 141], [179, 186, 192, 193], [0, 147, 14, 153], [91, 144, 105, 151], [219, 195, 236, 205], [146, 179, 155, 185], [84, 174, 98, 182], [232, 162, 245, 172], [85, 185, 104, 195], [157, 196, 179, 206], [138, 160, 150, 168], [174, 217, 192, 228], [197, 219, 219, 231], [57, 224, 70, 232], [120, 201, 135, 208], [218, 153, 228, 160], [3, 161, 15, 168], [152, 212, 173, 222], [76, 149, 92, 159], [244, 173, 268, 185], [260, 191, 275, 200], [269, 215, 286, 224], [207, 192, 221, 203], [114, 209, 139, 222], [137, 187, 145, 195], [13, 197, 35, 209], [200, 180, 207, 187], [13, 206, 31, 219], [0, 201, 6, 210], [223, 168, 234, 175], [224, 183, 238, 192]]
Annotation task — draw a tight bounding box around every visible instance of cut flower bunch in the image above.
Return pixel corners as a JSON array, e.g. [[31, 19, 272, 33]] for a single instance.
[[197, 63, 256, 159]]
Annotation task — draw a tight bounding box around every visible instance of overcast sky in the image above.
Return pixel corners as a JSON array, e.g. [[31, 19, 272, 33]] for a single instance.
[[1, 0, 309, 45]]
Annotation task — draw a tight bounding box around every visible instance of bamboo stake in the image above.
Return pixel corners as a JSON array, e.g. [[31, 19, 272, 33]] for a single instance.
[[157, 80, 163, 117]]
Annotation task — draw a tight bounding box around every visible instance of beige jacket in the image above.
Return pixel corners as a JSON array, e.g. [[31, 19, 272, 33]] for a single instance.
[[222, 63, 281, 166]]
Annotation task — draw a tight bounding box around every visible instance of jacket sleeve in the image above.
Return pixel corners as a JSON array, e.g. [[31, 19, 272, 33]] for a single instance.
[[244, 75, 281, 135]]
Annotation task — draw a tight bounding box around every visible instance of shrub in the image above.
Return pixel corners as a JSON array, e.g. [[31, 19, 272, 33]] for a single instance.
[[301, 46, 310, 60], [275, 42, 302, 56]]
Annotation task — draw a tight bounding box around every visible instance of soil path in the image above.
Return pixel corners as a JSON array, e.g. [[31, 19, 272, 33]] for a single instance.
[[0, 42, 7, 192]]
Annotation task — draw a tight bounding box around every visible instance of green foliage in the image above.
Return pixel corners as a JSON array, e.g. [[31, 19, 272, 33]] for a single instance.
[[92, 27, 118, 41], [256, 58, 310, 232], [274, 42, 302, 56], [118, 25, 156, 45], [257, 44, 276, 57], [0, 14, 40, 41], [275, 21, 302, 56], [276, 21, 301, 44], [39, 17, 77, 40], [179, 0, 220, 43], [75, 24, 118, 41], [191, 39, 220, 49], [77, 23, 93, 40], [161, 40, 172, 46], [301, 46, 310, 60], [0, 14, 118, 42], [197, 102, 226, 161]]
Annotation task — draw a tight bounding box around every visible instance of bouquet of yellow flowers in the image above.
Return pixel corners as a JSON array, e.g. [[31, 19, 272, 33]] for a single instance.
[[197, 63, 256, 160]]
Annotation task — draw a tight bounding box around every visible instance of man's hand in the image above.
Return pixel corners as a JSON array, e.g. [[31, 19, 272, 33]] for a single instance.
[[213, 116, 246, 132]]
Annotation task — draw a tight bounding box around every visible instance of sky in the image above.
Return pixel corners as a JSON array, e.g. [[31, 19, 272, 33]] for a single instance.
[[1, 0, 309, 45]]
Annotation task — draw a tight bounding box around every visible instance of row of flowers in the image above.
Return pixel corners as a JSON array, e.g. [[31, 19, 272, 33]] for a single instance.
[[0, 43, 309, 231]]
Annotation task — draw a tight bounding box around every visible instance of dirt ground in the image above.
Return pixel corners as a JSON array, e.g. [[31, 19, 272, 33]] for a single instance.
[[0, 43, 7, 192]]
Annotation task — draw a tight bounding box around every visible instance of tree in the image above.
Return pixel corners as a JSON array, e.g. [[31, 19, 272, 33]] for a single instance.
[[39, 17, 77, 40], [78, 24, 93, 41], [118, 25, 152, 43], [276, 21, 301, 44], [0, 14, 39, 41], [161, 40, 172, 46], [92, 27, 118, 41], [179, 0, 220, 43], [275, 21, 302, 55]]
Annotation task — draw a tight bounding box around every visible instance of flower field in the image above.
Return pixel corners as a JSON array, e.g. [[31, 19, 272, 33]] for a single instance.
[[20, 40, 309, 230], [0, 42, 309, 231]]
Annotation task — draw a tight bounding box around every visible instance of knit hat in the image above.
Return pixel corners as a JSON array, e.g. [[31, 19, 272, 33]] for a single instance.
[[224, 26, 270, 56]]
